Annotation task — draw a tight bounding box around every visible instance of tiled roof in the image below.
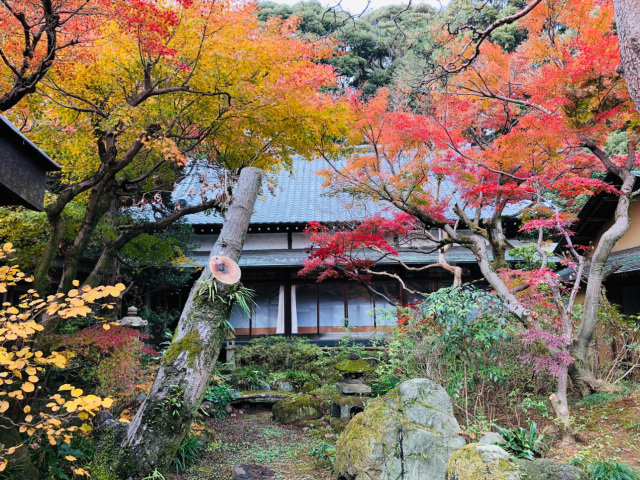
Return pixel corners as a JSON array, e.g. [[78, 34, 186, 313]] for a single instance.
[[558, 245, 640, 279], [170, 157, 542, 227], [191, 241, 542, 268], [175, 159, 385, 226]]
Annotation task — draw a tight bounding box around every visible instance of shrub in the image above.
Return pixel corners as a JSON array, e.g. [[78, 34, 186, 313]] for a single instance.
[[171, 435, 206, 474], [495, 421, 546, 460], [63, 324, 157, 398], [237, 337, 324, 374], [269, 370, 320, 391], [309, 440, 336, 469], [203, 384, 236, 418], [588, 460, 640, 480], [0, 242, 117, 475], [230, 366, 268, 390], [371, 374, 401, 397]]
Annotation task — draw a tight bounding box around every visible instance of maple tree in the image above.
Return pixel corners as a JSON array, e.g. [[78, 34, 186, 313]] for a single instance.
[[303, 0, 639, 441], [0, 0, 347, 308], [0, 0, 352, 476], [0, 242, 123, 475]]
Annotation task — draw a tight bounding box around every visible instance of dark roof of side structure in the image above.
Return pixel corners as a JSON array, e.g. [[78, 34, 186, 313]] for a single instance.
[[0, 114, 60, 171], [170, 158, 544, 228], [555, 171, 640, 252]]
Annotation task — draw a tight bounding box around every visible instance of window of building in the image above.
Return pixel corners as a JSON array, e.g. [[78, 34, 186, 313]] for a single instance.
[[295, 284, 318, 334], [252, 284, 279, 335], [347, 283, 374, 330], [319, 284, 346, 333]]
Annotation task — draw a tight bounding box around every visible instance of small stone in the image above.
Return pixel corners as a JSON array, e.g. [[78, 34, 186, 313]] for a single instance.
[[135, 392, 147, 403], [234, 464, 275, 480], [273, 380, 294, 392], [255, 381, 271, 391], [477, 431, 505, 445], [516, 459, 589, 480]]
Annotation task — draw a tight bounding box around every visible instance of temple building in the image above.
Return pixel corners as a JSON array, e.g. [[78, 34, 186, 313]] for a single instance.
[[173, 159, 535, 341]]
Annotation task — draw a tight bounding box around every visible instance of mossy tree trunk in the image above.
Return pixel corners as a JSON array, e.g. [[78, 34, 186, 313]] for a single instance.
[[95, 167, 263, 479]]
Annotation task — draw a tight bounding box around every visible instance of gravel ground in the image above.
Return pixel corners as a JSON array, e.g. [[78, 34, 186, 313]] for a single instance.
[[170, 410, 335, 480]]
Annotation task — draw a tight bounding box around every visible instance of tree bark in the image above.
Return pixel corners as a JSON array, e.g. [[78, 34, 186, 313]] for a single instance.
[[33, 211, 64, 296], [93, 167, 263, 479], [614, 0, 640, 112], [571, 171, 635, 380]]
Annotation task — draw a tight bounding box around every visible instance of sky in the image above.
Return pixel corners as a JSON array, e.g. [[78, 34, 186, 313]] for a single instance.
[[273, 0, 447, 15]]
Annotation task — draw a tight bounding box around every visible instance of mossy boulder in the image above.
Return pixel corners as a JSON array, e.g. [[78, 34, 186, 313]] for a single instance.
[[446, 444, 520, 480], [272, 394, 323, 425], [335, 378, 466, 480], [516, 459, 589, 480]]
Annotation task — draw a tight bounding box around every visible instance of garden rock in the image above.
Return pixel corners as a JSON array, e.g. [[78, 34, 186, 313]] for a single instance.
[[234, 464, 275, 480], [272, 394, 323, 425], [200, 401, 216, 417], [446, 443, 519, 480], [256, 380, 271, 391], [335, 378, 466, 480], [273, 379, 294, 392], [516, 459, 589, 480], [477, 431, 505, 445]]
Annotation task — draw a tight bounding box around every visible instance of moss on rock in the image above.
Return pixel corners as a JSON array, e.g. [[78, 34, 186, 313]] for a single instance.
[[272, 394, 323, 425], [334, 359, 374, 373], [334, 379, 467, 480], [446, 444, 519, 480]]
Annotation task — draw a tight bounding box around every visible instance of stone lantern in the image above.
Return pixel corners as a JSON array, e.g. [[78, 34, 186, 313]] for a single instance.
[[118, 307, 148, 332], [331, 359, 374, 420]]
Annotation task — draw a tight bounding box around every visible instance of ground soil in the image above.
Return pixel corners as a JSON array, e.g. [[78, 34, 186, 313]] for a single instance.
[[545, 389, 640, 469], [170, 409, 334, 480], [169, 388, 640, 479]]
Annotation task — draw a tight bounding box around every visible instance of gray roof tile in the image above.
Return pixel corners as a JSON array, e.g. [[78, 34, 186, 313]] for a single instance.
[[170, 157, 541, 226]]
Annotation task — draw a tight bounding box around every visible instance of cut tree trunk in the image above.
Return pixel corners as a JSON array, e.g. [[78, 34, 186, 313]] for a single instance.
[[92, 167, 263, 479]]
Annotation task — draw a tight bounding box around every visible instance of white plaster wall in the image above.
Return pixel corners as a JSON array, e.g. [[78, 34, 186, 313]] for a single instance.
[[244, 233, 288, 250], [194, 232, 288, 252], [292, 232, 312, 249]]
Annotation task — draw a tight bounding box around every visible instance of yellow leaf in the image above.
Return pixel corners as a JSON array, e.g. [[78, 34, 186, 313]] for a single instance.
[[59, 384, 73, 391], [71, 388, 83, 398], [6, 307, 18, 315], [21, 382, 35, 393], [72, 280, 80, 287], [0, 459, 6, 472], [64, 455, 77, 461], [103, 324, 110, 330], [102, 398, 114, 409], [19, 425, 27, 433], [0, 401, 9, 413], [23, 405, 30, 413]]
